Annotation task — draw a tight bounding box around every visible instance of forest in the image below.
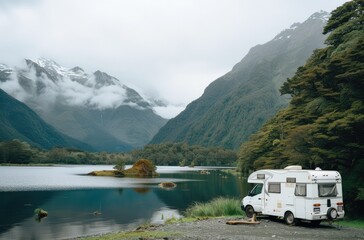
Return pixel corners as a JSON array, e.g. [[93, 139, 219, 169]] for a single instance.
[[0, 139, 131, 165], [130, 142, 237, 166], [0, 139, 237, 166], [238, 0, 364, 216]]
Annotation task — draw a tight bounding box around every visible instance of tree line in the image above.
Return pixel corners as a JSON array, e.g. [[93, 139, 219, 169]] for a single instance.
[[130, 142, 237, 166], [0, 139, 131, 165], [0, 139, 237, 166]]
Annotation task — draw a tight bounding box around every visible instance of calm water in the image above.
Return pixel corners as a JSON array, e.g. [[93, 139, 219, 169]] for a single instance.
[[0, 165, 247, 239]]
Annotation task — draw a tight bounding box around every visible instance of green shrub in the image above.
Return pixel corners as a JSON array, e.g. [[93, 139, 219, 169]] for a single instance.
[[185, 197, 243, 218]]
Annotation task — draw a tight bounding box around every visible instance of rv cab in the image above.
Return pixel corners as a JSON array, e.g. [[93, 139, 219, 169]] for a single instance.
[[241, 166, 345, 225]]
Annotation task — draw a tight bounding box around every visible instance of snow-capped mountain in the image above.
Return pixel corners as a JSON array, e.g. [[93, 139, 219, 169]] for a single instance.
[[273, 11, 329, 41], [0, 59, 167, 151], [4, 58, 164, 110]]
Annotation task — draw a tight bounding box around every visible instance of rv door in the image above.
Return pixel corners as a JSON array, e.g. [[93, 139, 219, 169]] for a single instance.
[[248, 183, 263, 212]]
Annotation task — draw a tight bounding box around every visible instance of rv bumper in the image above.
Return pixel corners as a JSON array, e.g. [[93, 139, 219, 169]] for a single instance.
[[310, 211, 345, 220], [241, 196, 248, 210]]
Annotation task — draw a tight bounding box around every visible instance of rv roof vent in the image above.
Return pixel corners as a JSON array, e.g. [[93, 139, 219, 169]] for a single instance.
[[284, 165, 302, 170], [315, 167, 322, 171]]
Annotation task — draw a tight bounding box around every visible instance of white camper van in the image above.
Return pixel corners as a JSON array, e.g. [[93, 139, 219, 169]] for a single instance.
[[241, 165, 344, 225]]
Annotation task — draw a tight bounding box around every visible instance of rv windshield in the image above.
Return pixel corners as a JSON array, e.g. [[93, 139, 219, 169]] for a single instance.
[[249, 184, 263, 196], [318, 183, 338, 197]]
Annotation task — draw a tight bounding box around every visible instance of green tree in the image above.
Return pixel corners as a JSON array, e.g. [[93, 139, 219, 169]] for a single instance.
[[114, 157, 126, 171], [0, 140, 33, 164]]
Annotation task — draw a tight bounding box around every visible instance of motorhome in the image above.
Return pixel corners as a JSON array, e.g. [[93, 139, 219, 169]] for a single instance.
[[241, 165, 344, 225]]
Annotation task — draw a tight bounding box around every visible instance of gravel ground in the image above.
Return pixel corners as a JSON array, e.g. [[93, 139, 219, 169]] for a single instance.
[[143, 217, 364, 240]]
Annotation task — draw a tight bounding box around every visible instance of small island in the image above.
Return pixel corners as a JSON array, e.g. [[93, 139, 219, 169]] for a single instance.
[[158, 181, 177, 189], [88, 159, 159, 177]]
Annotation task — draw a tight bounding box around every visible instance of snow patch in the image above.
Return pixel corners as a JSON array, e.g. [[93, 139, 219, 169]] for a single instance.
[[289, 23, 300, 30], [308, 10, 329, 23]]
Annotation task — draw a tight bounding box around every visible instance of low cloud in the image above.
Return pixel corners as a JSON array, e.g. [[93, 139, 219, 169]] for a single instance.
[[0, 0, 348, 118], [1, 63, 129, 110]]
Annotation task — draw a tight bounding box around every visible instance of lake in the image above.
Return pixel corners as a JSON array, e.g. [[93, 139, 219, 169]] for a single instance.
[[0, 165, 248, 239]]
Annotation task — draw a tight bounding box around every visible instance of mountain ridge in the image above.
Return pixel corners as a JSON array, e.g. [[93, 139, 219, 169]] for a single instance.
[[150, 11, 329, 149]]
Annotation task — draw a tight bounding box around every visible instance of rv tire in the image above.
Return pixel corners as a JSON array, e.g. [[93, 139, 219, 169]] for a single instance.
[[245, 205, 255, 219], [327, 208, 338, 220], [284, 211, 296, 225]]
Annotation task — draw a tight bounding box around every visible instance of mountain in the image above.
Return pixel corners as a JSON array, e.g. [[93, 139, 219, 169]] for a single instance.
[[0, 88, 93, 150], [0, 59, 167, 151], [150, 11, 329, 149], [238, 0, 364, 216]]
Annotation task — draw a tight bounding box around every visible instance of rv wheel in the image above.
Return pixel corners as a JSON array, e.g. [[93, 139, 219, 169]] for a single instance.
[[245, 205, 255, 218], [327, 208, 338, 220], [284, 211, 296, 225]]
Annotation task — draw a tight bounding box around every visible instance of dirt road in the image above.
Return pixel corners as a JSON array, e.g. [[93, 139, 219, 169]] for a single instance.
[[144, 217, 364, 240]]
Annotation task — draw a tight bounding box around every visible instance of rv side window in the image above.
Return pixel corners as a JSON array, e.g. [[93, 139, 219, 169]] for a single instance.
[[268, 183, 281, 193], [318, 183, 338, 197], [287, 177, 296, 183], [295, 183, 306, 196], [249, 184, 263, 196]]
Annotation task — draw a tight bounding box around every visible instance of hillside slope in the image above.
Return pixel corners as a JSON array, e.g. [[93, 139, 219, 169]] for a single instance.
[[238, 0, 364, 215], [150, 12, 328, 149], [0, 89, 92, 150]]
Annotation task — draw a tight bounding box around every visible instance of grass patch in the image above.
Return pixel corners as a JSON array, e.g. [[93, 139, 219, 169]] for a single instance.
[[185, 197, 244, 218], [79, 230, 180, 240], [338, 219, 364, 229], [165, 216, 205, 224]]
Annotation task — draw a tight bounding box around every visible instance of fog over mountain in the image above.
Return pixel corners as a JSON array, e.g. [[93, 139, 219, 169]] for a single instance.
[[0, 58, 169, 115], [0, 59, 167, 151]]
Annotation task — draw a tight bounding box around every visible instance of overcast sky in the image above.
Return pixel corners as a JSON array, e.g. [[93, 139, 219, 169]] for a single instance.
[[0, 0, 348, 118]]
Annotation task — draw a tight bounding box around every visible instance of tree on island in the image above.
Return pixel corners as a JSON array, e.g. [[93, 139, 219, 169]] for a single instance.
[[90, 158, 158, 177], [123, 159, 158, 177], [113, 157, 126, 171]]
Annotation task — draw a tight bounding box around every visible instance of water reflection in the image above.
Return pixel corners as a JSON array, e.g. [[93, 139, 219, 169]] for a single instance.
[[151, 208, 182, 225], [0, 189, 165, 239], [0, 166, 247, 239]]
